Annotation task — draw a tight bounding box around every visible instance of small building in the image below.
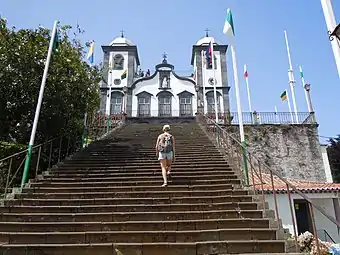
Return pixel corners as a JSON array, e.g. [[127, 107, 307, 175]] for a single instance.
[[252, 173, 340, 243], [99, 32, 231, 117]]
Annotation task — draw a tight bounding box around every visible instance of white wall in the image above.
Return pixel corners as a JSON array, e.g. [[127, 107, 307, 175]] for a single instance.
[[320, 145, 333, 183], [109, 52, 129, 88], [202, 51, 223, 88], [265, 193, 340, 243], [132, 72, 197, 117]]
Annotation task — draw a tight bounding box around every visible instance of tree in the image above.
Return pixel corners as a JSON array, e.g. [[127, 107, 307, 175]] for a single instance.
[[327, 135, 340, 183], [0, 18, 101, 147]]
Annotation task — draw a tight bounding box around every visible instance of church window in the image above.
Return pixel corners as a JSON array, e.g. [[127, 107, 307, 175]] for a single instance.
[[158, 91, 172, 117], [113, 54, 124, 70], [206, 91, 221, 113], [137, 94, 151, 117], [110, 92, 123, 114], [179, 93, 193, 116]]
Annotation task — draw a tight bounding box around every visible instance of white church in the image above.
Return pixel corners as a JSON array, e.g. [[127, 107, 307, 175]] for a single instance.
[[99, 32, 230, 118]]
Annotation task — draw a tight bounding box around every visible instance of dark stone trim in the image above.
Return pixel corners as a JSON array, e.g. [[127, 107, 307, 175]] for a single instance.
[[200, 86, 231, 92], [136, 91, 154, 97], [177, 90, 194, 96], [191, 45, 228, 65], [156, 90, 174, 97], [205, 90, 223, 96], [130, 69, 195, 90], [101, 45, 140, 65], [171, 71, 196, 84]]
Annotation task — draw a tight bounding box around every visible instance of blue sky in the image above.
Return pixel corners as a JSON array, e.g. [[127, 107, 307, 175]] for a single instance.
[[2, 0, 340, 142]]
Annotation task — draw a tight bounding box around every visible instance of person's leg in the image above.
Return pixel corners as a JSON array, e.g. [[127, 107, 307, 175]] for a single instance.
[[166, 152, 173, 175], [159, 157, 168, 186]]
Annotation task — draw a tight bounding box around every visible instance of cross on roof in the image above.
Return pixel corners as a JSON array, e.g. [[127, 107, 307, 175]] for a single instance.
[[120, 29, 125, 38], [162, 52, 167, 60], [205, 28, 210, 37]]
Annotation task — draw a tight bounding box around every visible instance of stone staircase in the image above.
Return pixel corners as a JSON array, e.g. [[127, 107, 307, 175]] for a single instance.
[[0, 123, 289, 254]]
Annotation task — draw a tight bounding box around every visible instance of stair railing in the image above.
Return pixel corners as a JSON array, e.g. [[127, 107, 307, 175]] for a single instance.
[[197, 113, 340, 254], [0, 113, 124, 199]]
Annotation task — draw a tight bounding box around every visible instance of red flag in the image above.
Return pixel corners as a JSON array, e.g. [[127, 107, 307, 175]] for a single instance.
[[244, 64, 248, 78]]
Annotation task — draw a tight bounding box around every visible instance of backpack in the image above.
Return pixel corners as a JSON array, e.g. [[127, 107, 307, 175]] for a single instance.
[[158, 133, 173, 153]]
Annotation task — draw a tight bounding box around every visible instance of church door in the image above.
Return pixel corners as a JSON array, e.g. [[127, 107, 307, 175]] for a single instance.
[[138, 97, 151, 117], [110, 92, 123, 114], [206, 91, 221, 113], [158, 95, 172, 117], [179, 97, 192, 116]]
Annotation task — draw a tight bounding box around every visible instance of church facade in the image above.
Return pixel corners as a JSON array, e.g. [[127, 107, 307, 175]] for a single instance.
[[99, 33, 231, 117]]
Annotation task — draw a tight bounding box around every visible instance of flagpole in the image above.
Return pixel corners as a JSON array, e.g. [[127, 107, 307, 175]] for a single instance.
[[299, 66, 312, 113], [284, 30, 299, 124], [274, 106, 279, 124], [244, 64, 252, 113], [224, 8, 248, 185], [321, 0, 340, 78], [21, 20, 59, 188], [286, 89, 294, 123], [201, 50, 207, 114], [210, 40, 219, 122]]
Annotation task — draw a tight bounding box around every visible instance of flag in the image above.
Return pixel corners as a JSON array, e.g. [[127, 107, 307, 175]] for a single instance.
[[223, 8, 235, 39], [121, 70, 127, 80], [299, 66, 304, 78], [193, 67, 197, 81], [52, 28, 59, 52], [244, 64, 248, 78], [87, 41, 94, 64], [280, 90, 287, 101]]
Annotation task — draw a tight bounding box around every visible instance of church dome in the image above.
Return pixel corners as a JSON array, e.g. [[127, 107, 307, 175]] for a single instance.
[[196, 36, 218, 46], [109, 36, 134, 46]]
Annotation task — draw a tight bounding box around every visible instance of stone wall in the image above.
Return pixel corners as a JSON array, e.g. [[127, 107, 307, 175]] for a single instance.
[[225, 124, 326, 182]]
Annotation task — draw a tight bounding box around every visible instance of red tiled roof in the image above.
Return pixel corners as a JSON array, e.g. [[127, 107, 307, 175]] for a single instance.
[[249, 172, 340, 193]]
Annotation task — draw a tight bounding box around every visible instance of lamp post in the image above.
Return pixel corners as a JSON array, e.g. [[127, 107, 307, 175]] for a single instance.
[[321, 0, 340, 78], [123, 86, 128, 115], [303, 83, 316, 123]]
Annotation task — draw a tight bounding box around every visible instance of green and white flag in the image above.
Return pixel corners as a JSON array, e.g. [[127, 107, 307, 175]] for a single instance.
[[223, 8, 235, 40], [299, 66, 304, 78]]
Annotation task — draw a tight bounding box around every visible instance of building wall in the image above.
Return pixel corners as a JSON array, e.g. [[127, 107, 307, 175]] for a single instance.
[[320, 145, 333, 183], [131, 72, 197, 117], [109, 51, 129, 88], [265, 193, 340, 243], [226, 125, 326, 182]]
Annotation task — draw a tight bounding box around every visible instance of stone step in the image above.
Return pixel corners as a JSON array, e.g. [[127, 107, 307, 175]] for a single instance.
[[53, 165, 232, 172], [45, 170, 235, 178], [78, 152, 221, 158], [62, 159, 228, 165], [0, 209, 264, 222], [71, 155, 223, 160], [0, 201, 258, 213], [24, 183, 236, 193], [30, 181, 239, 188], [57, 162, 230, 168], [0, 240, 286, 254], [0, 228, 277, 244], [6, 194, 253, 206], [17, 189, 248, 199], [41, 174, 238, 182], [0, 218, 269, 232]]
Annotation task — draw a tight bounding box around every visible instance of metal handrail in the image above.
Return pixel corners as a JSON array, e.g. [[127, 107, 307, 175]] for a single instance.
[[200, 114, 340, 227], [198, 113, 339, 253]]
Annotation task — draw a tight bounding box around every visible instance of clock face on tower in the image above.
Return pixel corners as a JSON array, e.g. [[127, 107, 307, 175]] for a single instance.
[[208, 77, 216, 85]]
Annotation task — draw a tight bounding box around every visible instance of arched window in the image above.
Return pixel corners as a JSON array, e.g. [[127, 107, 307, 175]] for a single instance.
[[113, 54, 124, 70], [137, 91, 152, 117], [206, 91, 221, 113], [110, 91, 123, 114], [178, 91, 193, 116], [158, 91, 172, 117]]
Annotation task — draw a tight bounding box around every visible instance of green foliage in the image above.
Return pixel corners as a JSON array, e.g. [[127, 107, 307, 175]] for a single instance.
[[0, 18, 101, 146], [327, 135, 340, 183]]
